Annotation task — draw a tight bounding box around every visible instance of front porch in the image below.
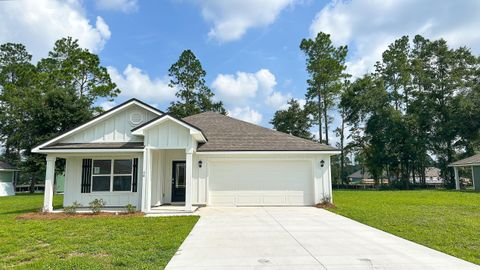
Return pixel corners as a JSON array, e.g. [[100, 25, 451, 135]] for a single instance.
[[141, 147, 195, 213]]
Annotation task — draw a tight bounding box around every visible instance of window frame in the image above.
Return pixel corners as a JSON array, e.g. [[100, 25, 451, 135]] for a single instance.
[[91, 158, 134, 193]]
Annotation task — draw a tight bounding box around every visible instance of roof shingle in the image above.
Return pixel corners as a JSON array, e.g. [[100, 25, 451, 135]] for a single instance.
[[450, 154, 480, 166], [182, 112, 337, 152], [0, 161, 19, 170], [41, 142, 144, 150]]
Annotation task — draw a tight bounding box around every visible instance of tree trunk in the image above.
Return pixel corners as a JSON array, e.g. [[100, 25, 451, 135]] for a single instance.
[[339, 108, 345, 185], [29, 173, 36, 194], [323, 99, 329, 145], [317, 92, 323, 143]]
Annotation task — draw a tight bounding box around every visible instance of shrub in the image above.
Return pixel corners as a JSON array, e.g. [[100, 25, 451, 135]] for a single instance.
[[64, 201, 82, 215], [125, 204, 136, 214], [89, 199, 105, 214]]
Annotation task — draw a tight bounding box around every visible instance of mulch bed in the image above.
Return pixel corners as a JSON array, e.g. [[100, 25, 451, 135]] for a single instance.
[[315, 202, 336, 209], [16, 212, 143, 220]]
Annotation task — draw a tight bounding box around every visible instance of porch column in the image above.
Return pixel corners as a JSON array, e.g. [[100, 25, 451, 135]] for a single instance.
[[454, 166, 460, 190], [141, 147, 153, 213], [185, 149, 193, 212], [43, 155, 56, 212], [146, 148, 153, 212], [141, 148, 148, 212]]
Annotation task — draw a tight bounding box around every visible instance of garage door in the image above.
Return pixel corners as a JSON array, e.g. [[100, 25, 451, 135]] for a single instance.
[[209, 160, 314, 206]]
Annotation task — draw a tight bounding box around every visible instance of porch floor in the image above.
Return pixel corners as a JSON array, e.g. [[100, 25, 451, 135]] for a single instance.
[[145, 205, 199, 217]]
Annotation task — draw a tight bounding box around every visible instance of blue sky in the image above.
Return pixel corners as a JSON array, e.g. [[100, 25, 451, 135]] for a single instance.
[[1, 0, 480, 146]]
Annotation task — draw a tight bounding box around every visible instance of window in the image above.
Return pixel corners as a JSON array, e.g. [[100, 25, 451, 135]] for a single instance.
[[92, 159, 133, 192]]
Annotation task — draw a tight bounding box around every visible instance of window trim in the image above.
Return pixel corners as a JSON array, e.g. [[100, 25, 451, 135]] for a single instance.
[[91, 158, 133, 193]]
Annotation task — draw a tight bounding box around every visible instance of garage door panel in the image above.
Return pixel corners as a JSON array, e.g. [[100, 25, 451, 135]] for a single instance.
[[209, 160, 314, 206]]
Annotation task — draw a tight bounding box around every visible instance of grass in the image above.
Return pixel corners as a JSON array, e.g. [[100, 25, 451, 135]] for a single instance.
[[330, 190, 480, 265], [0, 194, 199, 269]]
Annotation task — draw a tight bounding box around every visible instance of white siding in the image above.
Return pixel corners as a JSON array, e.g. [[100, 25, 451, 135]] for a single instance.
[[63, 155, 143, 208], [145, 120, 192, 149], [60, 104, 158, 143]]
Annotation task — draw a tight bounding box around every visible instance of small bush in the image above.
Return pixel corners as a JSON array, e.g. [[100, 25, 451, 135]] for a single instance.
[[64, 201, 82, 215], [89, 199, 105, 214], [315, 195, 335, 209], [125, 204, 136, 214]]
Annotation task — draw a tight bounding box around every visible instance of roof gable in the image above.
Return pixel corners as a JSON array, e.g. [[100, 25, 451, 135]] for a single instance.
[[182, 112, 338, 152], [33, 99, 163, 153], [131, 114, 206, 143]]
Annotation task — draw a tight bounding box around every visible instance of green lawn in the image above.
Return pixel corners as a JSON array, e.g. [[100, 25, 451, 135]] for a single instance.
[[330, 190, 480, 265], [0, 194, 199, 269]]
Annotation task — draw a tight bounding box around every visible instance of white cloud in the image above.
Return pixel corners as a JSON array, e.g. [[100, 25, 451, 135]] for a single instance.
[[100, 101, 116, 111], [0, 0, 111, 60], [228, 106, 263, 124], [212, 69, 277, 105], [108, 64, 176, 102], [198, 0, 297, 42], [309, 0, 480, 78], [96, 0, 138, 13], [266, 91, 291, 109]]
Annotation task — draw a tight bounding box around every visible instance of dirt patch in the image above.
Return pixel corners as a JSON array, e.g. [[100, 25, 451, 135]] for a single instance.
[[315, 202, 336, 209], [16, 211, 143, 220]]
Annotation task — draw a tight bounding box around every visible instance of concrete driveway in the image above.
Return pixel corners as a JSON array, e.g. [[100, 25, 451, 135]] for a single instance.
[[166, 207, 479, 270]]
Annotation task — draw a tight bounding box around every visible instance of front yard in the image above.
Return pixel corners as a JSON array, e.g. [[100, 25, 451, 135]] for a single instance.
[[0, 194, 198, 269], [330, 190, 480, 265]]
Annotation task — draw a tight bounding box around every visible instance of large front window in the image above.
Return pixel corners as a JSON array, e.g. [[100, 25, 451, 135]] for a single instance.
[[92, 159, 133, 192]]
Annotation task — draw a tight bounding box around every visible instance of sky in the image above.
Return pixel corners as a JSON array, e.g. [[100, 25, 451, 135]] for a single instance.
[[1, 0, 480, 146]]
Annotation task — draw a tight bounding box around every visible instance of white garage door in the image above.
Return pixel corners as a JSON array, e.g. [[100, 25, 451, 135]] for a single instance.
[[209, 160, 314, 206]]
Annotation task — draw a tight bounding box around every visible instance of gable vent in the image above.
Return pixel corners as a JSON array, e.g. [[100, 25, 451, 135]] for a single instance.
[[129, 111, 144, 126]]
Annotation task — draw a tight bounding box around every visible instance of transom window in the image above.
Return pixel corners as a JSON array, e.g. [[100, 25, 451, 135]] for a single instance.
[[92, 159, 133, 192]]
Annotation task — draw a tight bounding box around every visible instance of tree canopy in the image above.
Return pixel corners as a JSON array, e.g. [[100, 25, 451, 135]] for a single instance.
[[300, 32, 348, 144], [270, 99, 313, 140], [167, 50, 225, 118], [0, 37, 119, 183]]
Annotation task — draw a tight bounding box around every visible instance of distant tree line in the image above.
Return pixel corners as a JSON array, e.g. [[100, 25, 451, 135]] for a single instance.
[[271, 33, 480, 188]]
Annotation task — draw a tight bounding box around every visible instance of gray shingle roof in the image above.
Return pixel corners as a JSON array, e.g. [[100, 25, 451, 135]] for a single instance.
[[182, 112, 337, 152], [449, 154, 480, 166], [0, 161, 19, 170], [41, 142, 144, 150]]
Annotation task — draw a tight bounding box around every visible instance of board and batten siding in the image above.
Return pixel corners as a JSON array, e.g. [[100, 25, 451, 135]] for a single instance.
[[144, 120, 194, 149], [63, 156, 143, 208], [60, 104, 159, 143]]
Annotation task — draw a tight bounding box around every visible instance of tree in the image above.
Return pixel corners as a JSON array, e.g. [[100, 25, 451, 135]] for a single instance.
[[0, 37, 120, 186], [270, 99, 313, 140], [168, 50, 225, 118], [341, 35, 479, 189], [300, 32, 348, 144], [335, 80, 351, 184], [0, 43, 37, 166]]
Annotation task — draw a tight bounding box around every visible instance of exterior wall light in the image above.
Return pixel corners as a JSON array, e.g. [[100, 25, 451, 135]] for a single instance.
[[320, 160, 325, 167], [198, 160, 203, 168]]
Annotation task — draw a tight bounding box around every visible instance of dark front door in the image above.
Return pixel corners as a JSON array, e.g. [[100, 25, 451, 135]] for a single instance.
[[171, 161, 186, 202]]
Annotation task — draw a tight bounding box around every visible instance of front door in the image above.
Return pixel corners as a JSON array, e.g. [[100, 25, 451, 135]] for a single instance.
[[171, 161, 186, 202]]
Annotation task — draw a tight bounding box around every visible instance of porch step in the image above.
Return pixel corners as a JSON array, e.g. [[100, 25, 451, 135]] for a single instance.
[[144, 205, 199, 217]]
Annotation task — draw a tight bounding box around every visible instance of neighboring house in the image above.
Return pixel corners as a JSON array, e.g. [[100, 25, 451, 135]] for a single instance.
[[32, 99, 339, 213], [0, 161, 19, 196], [449, 154, 480, 191], [347, 169, 388, 185], [410, 167, 443, 185], [55, 171, 65, 193]]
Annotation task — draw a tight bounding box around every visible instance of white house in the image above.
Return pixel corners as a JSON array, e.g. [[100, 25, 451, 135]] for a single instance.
[[33, 99, 339, 213], [0, 161, 19, 196]]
